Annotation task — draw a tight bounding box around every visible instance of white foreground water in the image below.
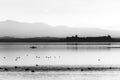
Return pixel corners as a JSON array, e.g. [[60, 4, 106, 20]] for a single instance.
[[1, 71, 120, 80]]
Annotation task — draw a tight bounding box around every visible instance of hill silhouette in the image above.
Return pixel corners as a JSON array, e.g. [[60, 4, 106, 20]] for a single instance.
[[0, 20, 120, 37]]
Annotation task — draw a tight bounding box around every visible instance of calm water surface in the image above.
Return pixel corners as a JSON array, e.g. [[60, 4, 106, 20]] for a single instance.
[[1, 71, 120, 80], [1, 42, 120, 80], [1, 42, 120, 66]]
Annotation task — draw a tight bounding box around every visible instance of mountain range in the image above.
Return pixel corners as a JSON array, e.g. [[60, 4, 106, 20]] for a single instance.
[[0, 20, 120, 38]]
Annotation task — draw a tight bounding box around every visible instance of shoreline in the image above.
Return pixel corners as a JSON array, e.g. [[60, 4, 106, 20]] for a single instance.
[[1, 66, 120, 72]]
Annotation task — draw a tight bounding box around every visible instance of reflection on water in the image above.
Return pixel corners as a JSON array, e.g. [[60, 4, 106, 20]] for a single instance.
[[0, 42, 120, 66], [1, 42, 120, 80]]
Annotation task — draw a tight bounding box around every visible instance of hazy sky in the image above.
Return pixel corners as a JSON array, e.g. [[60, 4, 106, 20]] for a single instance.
[[0, 0, 120, 30]]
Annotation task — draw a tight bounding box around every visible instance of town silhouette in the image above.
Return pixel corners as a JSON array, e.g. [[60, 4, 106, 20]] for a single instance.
[[0, 35, 120, 42]]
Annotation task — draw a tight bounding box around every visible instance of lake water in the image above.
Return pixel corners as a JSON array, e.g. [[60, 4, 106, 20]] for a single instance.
[[1, 71, 120, 80], [1, 42, 120, 80]]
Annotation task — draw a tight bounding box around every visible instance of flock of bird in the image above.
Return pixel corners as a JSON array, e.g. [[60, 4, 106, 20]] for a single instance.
[[3, 55, 61, 61], [1, 46, 61, 72], [1, 54, 61, 72]]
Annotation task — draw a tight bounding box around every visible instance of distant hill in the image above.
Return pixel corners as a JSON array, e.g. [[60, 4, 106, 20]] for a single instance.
[[0, 20, 120, 38]]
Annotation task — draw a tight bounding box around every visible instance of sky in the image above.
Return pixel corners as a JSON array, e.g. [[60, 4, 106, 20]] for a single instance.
[[0, 0, 120, 30]]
